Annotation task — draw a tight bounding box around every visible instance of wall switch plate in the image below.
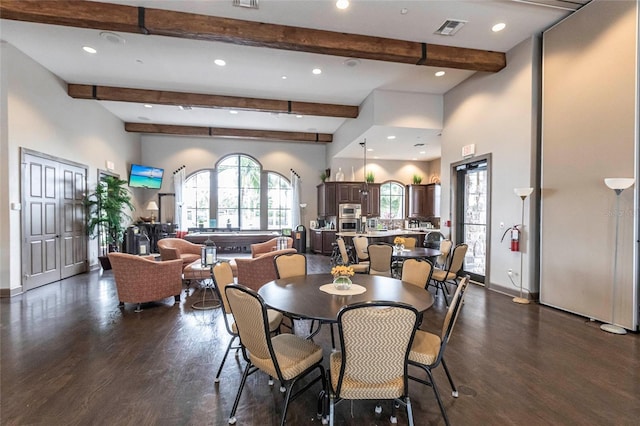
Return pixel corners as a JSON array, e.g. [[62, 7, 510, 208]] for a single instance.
[[11, 202, 21, 211]]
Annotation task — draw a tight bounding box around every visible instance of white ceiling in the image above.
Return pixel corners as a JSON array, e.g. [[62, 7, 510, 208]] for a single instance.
[[0, 0, 588, 160]]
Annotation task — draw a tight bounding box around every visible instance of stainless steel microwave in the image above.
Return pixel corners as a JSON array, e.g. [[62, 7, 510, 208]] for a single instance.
[[339, 203, 361, 218]]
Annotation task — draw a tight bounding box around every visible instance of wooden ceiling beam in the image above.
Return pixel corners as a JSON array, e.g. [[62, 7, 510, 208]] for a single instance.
[[1, 0, 506, 72], [125, 123, 333, 143], [68, 84, 358, 118]]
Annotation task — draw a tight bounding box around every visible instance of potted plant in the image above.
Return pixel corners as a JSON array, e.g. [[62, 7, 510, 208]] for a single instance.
[[412, 174, 423, 184], [366, 171, 375, 183], [85, 175, 134, 270]]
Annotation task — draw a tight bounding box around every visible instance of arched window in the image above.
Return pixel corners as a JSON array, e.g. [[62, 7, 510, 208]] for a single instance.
[[380, 181, 405, 220], [182, 155, 292, 230], [218, 155, 261, 229], [267, 172, 291, 229], [184, 170, 210, 227]]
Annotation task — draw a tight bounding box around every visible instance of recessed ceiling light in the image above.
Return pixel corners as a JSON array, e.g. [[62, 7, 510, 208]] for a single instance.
[[312, 68, 322, 75], [296, 115, 303, 118], [82, 46, 97, 54], [343, 58, 361, 68], [412, 158, 418, 161], [178, 105, 192, 111], [435, 71, 446, 77], [136, 59, 144, 64], [229, 110, 239, 114], [400, 8, 409, 15], [387, 135, 396, 140], [99, 31, 125, 45], [419, 151, 426, 154], [492, 23, 506, 32], [143, 104, 153, 108], [281, 75, 287, 80], [214, 59, 226, 66], [336, 0, 349, 10], [367, 148, 374, 152]]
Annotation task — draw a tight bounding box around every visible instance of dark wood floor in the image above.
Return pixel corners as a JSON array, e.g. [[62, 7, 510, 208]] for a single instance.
[[2, 253, 639, 425]]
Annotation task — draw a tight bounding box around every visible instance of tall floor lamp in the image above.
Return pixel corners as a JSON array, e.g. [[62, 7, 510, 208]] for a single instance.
[[513, 187, 534, 304], [601, 178, 635, 335]]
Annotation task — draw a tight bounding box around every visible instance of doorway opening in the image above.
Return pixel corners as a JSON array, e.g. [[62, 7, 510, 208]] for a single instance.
[[452, 154, 491, 285]]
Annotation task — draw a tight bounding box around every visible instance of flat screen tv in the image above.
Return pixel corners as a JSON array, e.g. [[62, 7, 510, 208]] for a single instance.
[[128, 164, 164, 189]]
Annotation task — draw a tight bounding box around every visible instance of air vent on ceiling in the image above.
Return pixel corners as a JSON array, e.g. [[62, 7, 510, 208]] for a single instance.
[[233, 0, 259, 9], [434, 19, 467, 36]]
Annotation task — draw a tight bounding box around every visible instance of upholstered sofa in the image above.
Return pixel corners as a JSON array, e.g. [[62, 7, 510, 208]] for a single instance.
[[235, 248, 297, 291], [157, 238, 202, 268], [108, 252, 183, 312], [250, 237, 293, 258]]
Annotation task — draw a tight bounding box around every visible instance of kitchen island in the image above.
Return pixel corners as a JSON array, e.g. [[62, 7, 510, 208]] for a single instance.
[[337, 229, 441, 247]]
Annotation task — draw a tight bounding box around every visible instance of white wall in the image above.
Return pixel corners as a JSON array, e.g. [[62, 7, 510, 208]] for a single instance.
[[1, 43, 141, 292], [140, 134, 327, 227], [540, 0, 638, 329], [441, 36, 539, 293]]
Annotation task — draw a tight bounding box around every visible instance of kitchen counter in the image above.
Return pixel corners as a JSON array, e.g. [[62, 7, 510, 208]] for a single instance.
[[336, 229, 439, 238]]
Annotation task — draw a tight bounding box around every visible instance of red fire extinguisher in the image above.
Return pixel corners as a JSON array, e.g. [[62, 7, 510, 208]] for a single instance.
[[501, 225, 520, 252]]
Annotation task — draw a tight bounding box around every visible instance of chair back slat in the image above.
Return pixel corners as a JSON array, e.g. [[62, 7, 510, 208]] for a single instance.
[[447, 243, 468, 276], [336, 238, 350, 264], [337, 302, 418, 389], [401, 258, 434, 289], [212, 262, 235, 314], [274, 253, 307, 279], [352, 236, 369, 261], [437, 239, 453, 267], [225, 285, 272, 360], [367, 243, 393, 275], [441, 276, 470, 342]]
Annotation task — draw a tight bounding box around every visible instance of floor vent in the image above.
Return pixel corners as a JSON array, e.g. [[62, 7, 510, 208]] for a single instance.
[[434, 19, 467, 36], [233, 0, 259, 9]]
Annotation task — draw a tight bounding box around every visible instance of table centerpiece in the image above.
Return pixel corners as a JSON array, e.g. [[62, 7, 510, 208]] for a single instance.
[[331, 265, 355, 290]]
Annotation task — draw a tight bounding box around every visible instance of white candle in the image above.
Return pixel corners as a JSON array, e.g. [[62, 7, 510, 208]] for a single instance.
[[206, 253, 213, 265], [139, 245, 147, 255]]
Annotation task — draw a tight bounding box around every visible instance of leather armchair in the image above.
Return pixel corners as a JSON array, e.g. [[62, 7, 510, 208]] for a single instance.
[[108, 252, 183, 312], [250, 237, 293, 258], [235, 248, 297, 291], [157, 237, 202, 268]]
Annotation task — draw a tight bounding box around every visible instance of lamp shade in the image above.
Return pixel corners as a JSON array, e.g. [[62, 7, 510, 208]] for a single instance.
[[146, 201, 159, 211], [514, 187, 533, 198], [604, 178, 635, 190]]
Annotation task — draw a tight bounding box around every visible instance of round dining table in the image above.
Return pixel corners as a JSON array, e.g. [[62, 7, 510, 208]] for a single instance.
[[258, 273, 434, 323], [392, 247, 441, 261]]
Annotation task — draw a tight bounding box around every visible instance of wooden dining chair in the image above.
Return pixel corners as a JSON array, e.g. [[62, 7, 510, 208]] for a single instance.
[[352, 235, 370, 264], [274, 252, 307, 279], [367, 242, 393, 277], [436, 239, 453, 269], [336, 238, 369, 273], [430, 243, 468, 305], [328, 301, 419, 425], [401, 258, 434, 290], [403, 237, 418, 249], [211, 262, 283, 383], [408, 276, 470, 426], [225, 284, 327, 426]]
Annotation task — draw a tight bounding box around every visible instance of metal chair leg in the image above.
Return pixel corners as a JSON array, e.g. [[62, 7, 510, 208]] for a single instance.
[[215, 335, 237, 383], [441, 358, 459, 397], [426, 367, 450, 426]]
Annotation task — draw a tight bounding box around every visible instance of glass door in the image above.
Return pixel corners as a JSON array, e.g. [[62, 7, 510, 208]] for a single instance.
[[455, 160, 488, 283]]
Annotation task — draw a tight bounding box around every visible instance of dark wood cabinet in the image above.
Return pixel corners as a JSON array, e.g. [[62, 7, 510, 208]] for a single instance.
[[337, 183, 362, 204], [361, 183, 380, 217], [317, 182, 336, 217], [322, 230, 336, 255], [311, 229, 336, 255], [408, 184, 441, 218]]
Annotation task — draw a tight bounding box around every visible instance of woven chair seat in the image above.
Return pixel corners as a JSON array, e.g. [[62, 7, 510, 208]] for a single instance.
[[431, 268, 456, 282], [250, 334, 323, 381], [330, 351, 404, 400], [408, 330, 440, 365]]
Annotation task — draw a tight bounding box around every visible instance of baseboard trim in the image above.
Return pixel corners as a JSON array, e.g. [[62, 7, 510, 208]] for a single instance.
[[488, 282, 539, 302], [1, 287, 24, 298]]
